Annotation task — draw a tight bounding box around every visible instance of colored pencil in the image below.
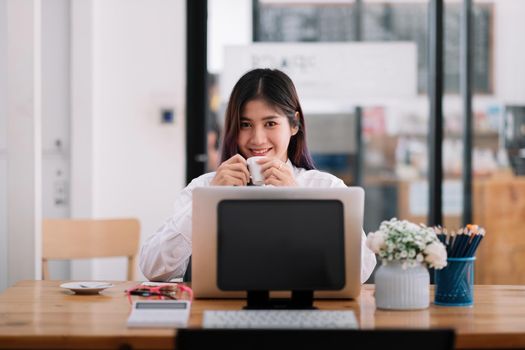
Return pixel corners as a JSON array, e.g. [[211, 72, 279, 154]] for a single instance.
[[435, 224, 485, 258]]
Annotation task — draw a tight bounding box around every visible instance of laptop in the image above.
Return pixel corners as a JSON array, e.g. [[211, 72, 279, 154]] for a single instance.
[[191, 186, 364, 299]]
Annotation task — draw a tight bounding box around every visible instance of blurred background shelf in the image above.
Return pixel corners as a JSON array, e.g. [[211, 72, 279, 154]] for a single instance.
[[397, 172, 525, 285]]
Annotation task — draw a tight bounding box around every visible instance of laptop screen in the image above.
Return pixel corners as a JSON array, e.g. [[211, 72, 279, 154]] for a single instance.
[[217, 199, 345, 291]]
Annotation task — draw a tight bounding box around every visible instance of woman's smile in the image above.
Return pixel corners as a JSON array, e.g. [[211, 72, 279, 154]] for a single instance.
[[249, 147, 272, 156]]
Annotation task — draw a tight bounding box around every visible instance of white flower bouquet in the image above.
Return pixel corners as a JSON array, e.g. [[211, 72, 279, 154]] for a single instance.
[[366, 218, 447, 269]]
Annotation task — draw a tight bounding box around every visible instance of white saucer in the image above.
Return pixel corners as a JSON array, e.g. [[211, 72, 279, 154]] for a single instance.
[[60, 281, 114, 295]]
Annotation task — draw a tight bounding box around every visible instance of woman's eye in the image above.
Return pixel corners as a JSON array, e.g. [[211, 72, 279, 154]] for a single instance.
[[266, 121, 277, 127], [240, 122, 251, 128]]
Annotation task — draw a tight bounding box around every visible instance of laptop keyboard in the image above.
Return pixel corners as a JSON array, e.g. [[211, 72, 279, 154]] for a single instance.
[[203, 310, 358, 329]]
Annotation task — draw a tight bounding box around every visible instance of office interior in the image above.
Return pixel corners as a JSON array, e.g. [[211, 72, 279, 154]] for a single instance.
[[1, 0, 525, 293]]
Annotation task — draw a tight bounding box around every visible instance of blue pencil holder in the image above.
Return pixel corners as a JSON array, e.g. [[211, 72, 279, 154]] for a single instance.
[[434, 257, 476, 306]]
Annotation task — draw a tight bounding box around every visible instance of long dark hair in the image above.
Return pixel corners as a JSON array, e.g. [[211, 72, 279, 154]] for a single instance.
[[220, 68, 315, 170]]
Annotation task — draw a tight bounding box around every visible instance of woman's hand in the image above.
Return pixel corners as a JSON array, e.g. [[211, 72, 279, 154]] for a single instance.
[[210, 154, 250, 186], [259, 158, 297, 186]]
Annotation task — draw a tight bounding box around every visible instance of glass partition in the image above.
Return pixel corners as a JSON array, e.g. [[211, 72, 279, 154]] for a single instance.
[[206, 0, 524, 283]]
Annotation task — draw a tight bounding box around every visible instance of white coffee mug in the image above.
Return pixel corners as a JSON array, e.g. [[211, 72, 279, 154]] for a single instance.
[[247, 156, 266, 186]]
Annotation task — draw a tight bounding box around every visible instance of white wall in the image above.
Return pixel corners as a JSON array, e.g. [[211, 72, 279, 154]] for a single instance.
[[42, 0, 70, 220], [5, 0, 42, 287], [0, 0, 8, 292], [71, 0, 186, 280], [41, 0, 71, 279]]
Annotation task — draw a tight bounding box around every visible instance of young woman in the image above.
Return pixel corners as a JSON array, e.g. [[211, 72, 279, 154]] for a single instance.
[[139, 68, 376, 283]]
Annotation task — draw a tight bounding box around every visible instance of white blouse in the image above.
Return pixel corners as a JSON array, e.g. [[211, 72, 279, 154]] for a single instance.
[[139, 161, 377, 283]]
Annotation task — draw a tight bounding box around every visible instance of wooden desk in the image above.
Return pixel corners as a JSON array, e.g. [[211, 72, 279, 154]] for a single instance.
[[1, 281, 525, 349]]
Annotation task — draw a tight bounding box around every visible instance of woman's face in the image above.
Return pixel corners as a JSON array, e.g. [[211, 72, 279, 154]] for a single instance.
[[237, 99, 298, 162]]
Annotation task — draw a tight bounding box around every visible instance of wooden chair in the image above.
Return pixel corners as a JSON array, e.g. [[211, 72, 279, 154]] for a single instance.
[[42, 218, 140, 280]]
